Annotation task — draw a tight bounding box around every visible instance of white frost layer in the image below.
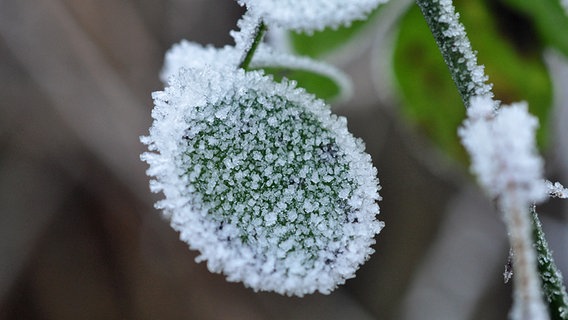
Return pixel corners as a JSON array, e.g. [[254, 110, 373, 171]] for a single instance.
[[141, 45, 382, 296], [546, 180, 568, 199], [160, 40, 353, 102], [237, 0, 388, 32], [436, 0, 493, 100], [160, 40, 240, 84], [250, 44, 353, 102], [458, 95, 547, 205]]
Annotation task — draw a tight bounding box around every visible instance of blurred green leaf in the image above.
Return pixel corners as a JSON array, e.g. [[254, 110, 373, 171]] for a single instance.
[[253, 67, 343, 102], [500, 0, 568, 58], [393, 1, 553, 162], [289, 7, 382, 58]]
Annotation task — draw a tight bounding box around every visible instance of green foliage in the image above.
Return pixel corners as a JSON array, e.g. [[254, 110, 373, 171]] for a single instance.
[[532, 207, 568, 319], [254, 67, 342, 102], [393, 5, 467, 161], [393, 1, 553, 161]]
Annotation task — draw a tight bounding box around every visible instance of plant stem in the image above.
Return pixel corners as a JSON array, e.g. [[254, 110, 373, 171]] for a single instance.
[[501, 197, 549, 319], [239, 21, 266, 70], [532, 206, 568, 319], [416, 1, 557, 318], [414, 0, 492, 107]]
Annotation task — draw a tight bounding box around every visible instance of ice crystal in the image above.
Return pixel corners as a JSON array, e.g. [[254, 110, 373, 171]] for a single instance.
[[237, 0, 388, 32], [141, 45, 382, 296], [416, 0, 493, 106], [250, 44, 353, 102], [160, 40, 352, 102], [459, 96, 547, 206], [545, 180, 568, 199]]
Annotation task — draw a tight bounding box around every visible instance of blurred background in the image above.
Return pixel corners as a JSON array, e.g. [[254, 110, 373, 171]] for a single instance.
[[1, 0, 567, 319]]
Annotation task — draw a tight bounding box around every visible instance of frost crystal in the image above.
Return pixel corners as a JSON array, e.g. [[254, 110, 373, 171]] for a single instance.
[[237, 0, 388, 32], [458, 96, 547, 205], [250, 44, 353, 102], [160, 40, 352, 102], [545, 180, 568, 199], [141, 45, 382, 296]]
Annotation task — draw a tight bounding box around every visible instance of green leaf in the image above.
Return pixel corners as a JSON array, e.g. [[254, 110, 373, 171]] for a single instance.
[[392, 1, 553, 162], [289, 6, 382, 59], [531, 207, 568, 320], [253, 66, 344, 102]]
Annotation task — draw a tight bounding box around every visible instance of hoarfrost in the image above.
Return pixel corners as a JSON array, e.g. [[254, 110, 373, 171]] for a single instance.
[[417, 0, 493, 105], [250, 44, 353, 102], [237, 0, 389, 32], [458, 95, 547, 205], [141, 45, 382, 296], [545, 180, 568, 199]]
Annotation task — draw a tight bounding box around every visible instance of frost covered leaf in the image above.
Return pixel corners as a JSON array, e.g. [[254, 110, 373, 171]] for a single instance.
[[160, 41, 352, 103], [141, 48, 382, 296], [249, 45, 352, 102], [237, 0, 388, 32], [289, 5, 383, 58], [159, 40, 240, 84], [532, 207, 568, 319]]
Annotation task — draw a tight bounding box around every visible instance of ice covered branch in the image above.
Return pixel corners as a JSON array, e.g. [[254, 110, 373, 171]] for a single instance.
[[415, 0, 492, 107]]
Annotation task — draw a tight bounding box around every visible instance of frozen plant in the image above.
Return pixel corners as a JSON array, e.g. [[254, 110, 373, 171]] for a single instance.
[[141, 0, 568, 317], [141, 1, 388, 296]]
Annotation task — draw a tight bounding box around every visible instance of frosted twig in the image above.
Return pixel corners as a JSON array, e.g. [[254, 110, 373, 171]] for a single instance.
[[415, 0, 493, 107]]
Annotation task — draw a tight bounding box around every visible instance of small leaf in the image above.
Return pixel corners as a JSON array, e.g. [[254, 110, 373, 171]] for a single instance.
[[237, 0, 386, 32], [531, 207, 568, 320], [142, 44, 382, 296]]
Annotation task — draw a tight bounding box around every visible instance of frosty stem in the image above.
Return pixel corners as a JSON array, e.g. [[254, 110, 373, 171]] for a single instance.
[[417, 0, 551, 318], [415, 0, 492, 107], [532, 206, 568, 319], [239, 20, 266, 70], [501, 197, 549, 319]]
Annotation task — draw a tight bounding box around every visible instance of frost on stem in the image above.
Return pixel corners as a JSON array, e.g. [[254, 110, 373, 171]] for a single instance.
[[532, 207, 568, 319], [141, 44, 383, 296], [237, 0, 389, 32], [415, 0, 493, 107], [459, 96, 549, 320], [458, 96, 547, 205]]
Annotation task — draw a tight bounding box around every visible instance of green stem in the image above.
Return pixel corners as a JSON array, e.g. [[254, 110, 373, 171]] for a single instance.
[[239, 21, 266, 71], [414, 0, 493, 107], [532, 206, 568, 319]]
